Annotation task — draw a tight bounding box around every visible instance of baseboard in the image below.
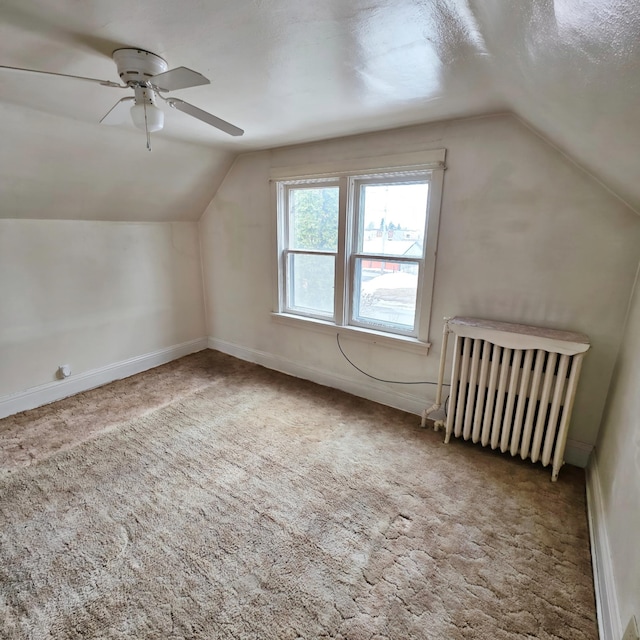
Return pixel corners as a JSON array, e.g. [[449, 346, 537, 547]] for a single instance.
[[208, 337, 593, 468], [208, 337, 428, 416], [586, 451, 622, 640], [0, 338, 208, 419], [565, 439, 593, 469]]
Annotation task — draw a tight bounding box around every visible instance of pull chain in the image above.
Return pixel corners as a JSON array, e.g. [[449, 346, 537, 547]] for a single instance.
[[143, 101, 152, 151]]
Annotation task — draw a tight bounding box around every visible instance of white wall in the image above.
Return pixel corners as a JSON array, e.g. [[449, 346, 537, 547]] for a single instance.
[[200, 114, 640, 463], [592, 262, 640, 636], [0, 103, 236, 222], [0, 220, 206, 398]]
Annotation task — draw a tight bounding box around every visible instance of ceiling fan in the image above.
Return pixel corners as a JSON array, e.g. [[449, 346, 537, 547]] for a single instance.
[[0, 48, 244, 150]]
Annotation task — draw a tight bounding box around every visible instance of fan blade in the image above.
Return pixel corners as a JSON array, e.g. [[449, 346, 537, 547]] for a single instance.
[[167, 99, 244, 136], [151, 67, 209, 92], [100, 97, 135, 125], [0, 65, 123, 87]]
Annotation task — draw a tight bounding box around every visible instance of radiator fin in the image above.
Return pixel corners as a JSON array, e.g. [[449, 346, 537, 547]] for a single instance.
[[441, 319, 589, 481]]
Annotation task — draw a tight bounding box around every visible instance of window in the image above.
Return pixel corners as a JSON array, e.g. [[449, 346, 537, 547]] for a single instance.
[[282, 181, 340, 320], [273, 152, 445, 350]]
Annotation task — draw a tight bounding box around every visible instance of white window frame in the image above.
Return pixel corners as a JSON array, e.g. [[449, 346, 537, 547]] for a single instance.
[[271, 150, 445, 355], [280, 177, 342, 322]]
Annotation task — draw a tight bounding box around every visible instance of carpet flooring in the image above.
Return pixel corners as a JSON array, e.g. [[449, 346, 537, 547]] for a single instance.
[[0, 350, 597, 639]]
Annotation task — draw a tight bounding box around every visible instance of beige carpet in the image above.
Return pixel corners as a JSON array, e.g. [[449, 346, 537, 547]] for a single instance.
[[0, 351, 597, 639]]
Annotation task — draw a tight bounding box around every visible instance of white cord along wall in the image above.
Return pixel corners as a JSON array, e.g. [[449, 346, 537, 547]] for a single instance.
[[423, 317, 590, 481]]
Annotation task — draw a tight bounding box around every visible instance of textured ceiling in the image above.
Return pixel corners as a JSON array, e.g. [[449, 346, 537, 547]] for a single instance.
[[1, 0, 639, 221]]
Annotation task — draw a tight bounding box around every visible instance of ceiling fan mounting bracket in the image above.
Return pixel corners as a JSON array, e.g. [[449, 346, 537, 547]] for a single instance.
[[112, 48, 168, 87]]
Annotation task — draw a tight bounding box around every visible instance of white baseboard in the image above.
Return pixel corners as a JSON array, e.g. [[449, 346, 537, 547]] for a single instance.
[[207, 337, 593, 467], [0, 338, 208, 420], [586, 451, 621, 640], [565, 438, 593, 469], [208, 337, 429, 416]]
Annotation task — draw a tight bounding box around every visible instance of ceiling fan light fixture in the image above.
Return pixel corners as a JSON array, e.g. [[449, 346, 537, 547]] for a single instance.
[[130, 101, 164, 132]]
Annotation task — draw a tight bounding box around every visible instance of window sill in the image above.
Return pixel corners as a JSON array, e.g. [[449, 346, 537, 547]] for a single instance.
[[271, 312, 431, 355]]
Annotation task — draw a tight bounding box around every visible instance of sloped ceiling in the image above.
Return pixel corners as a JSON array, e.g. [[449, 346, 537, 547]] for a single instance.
[[1, 0, 638, 221]]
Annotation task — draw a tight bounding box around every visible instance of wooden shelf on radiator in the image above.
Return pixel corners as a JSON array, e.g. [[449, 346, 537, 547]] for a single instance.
[[447, 317, 590, 356]]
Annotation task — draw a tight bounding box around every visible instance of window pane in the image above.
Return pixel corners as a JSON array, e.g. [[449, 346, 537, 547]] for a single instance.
[[288, 253, 335, 317], [360, 183, 428, 257], [289, 187, 339, 251], [353, 259, 418, 331]]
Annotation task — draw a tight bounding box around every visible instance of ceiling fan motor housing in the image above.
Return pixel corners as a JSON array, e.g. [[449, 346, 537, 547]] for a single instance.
[[112, 48, 168, 86]]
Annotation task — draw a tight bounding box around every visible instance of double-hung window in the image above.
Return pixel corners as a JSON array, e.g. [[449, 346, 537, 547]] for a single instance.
[[273, 151, 445, 351], [280, 179, 341, 321]]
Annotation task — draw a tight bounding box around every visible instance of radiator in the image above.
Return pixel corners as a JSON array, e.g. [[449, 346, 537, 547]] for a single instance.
[[422, 317, 590, 481]]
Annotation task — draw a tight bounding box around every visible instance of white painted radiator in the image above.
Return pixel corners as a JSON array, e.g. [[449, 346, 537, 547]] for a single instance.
[[422, 317, 590, 481]]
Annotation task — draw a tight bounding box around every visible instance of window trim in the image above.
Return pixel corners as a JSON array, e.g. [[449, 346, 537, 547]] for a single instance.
[[270, 311, 431, 355], [271, 150, 446, 352]]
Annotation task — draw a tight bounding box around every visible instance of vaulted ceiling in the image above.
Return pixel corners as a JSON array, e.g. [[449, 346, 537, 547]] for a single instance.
[[1, 0, 639, 221]]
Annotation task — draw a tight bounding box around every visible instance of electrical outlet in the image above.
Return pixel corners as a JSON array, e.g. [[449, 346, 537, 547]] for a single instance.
[[57, 364, 71, 379], [622, 616, 639, 640]]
